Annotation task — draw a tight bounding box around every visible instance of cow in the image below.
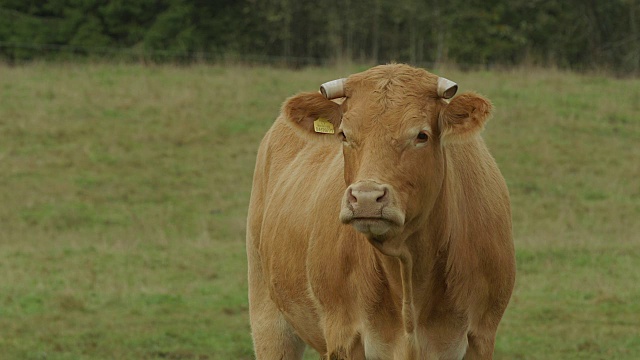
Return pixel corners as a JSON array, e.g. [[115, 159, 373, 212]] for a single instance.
[[246, 64, 516, 359]]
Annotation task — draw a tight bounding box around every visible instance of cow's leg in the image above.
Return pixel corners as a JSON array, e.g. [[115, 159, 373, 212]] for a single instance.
[[322, 316, 365, 360], [324, 340, 365, 360], [427, 332, 468, 360], [464, 304, 504, 359], [438, 335, 469, 360], [422, 314, 469, 360], [250, 307, 306, 359], [463, 330, 496, 360], [248, 247, 306, 359]]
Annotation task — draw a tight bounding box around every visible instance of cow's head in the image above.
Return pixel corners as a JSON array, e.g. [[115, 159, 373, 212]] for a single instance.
[[283, 64, 492, 255]]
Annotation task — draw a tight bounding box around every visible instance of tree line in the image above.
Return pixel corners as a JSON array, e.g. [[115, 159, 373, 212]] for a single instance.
[[1, 0, 639, 74]]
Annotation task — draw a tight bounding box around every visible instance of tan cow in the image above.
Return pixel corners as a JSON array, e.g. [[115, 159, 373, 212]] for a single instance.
[[246, 64, 516, 359]]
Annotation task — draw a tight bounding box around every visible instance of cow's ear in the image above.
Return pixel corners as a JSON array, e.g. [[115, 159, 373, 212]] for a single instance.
[[282, 92, 342, 135], [439, 93, 492, 145]]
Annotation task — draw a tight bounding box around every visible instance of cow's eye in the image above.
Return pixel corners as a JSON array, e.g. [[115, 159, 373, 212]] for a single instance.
[[416, 131, 429, 143], [339, 131, 348, 142]]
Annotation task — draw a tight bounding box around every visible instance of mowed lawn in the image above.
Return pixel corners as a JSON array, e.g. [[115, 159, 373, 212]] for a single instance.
[[0, 63, 638, 359]]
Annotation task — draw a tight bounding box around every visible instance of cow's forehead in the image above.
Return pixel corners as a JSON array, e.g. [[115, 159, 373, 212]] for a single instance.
[[343, 100, 434, 132], [342, 65, 441, 132], [345, 64, 440, 101]]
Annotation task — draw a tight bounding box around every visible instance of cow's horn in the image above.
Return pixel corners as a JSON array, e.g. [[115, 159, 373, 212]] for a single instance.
[[320, 78, 346, 99], [437, 77, 458, 99]]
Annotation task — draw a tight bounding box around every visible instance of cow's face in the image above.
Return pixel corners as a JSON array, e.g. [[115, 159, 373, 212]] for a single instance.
[[283, 65, 492, 254]]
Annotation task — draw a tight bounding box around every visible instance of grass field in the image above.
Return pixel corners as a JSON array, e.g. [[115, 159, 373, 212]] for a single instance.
[[0, 63, 638, 359]]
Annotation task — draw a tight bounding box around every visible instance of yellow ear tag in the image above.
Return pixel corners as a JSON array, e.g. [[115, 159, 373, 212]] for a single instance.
[[313, 117, 335, 134]]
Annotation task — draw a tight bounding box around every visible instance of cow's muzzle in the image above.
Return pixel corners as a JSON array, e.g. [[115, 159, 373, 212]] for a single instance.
[[340, 181, 405, 238]]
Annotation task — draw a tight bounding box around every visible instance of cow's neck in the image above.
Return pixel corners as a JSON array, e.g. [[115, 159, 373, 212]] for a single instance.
[[371, 143, 472, 337], [371, 207, 447, 339]]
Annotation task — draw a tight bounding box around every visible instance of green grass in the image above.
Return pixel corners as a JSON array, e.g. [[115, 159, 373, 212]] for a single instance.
[[0, 63, 638, 359]]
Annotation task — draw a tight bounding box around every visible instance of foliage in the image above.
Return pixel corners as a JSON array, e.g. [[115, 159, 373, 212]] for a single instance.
[[0, 0, 639, 73]]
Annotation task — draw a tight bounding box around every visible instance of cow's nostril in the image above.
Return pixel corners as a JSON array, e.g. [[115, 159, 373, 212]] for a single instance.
[[376, 187, 388, 203], [348, 188, 358, 204]]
